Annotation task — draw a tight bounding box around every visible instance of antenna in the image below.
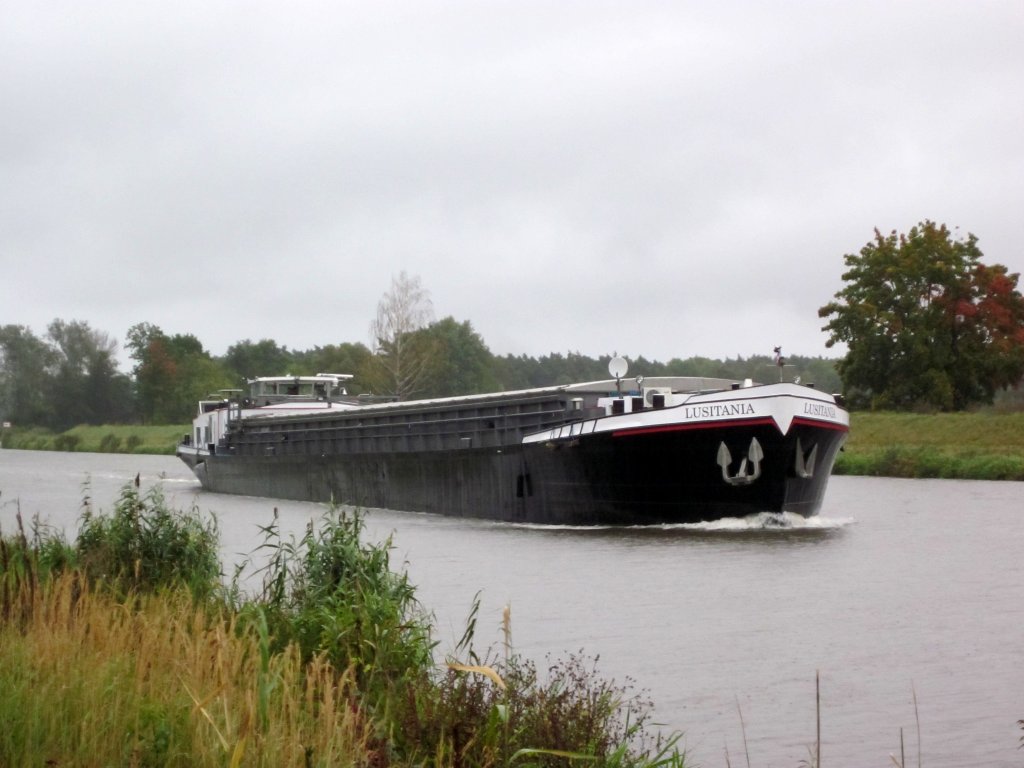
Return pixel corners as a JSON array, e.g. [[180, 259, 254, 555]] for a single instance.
[[771, 346, 794, 383]]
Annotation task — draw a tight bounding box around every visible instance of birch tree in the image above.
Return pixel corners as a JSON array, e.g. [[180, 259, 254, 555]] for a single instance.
[[367, 271, 435, 399]]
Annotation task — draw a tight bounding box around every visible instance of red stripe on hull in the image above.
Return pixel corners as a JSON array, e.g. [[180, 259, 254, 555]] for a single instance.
[[612, 417, 778, 438], [790, 416, 849, 433]]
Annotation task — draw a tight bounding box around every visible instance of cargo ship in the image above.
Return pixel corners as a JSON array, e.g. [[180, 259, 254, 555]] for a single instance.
[[176, 357, 848, 525]]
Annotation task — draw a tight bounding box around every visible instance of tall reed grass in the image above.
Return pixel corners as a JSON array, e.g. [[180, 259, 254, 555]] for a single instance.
[[1, 486, 688, 767], [0, 572, 376, 766]]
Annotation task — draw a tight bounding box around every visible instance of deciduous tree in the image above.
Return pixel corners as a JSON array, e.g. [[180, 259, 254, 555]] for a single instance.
[[366, 271, 435, 399], [819, 221, 1024, 410], [1, 321, 132, 430], [415, 317, 498, 397], [0, 324, 55, 427], [292, 342, 373, 393], [46, 319, 132, 429], [127, 323, 231, 423], [223, 339, 292, 383]]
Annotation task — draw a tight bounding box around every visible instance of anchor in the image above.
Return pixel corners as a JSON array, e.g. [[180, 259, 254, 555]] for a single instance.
[[794, 437, 818, 479], [717, 437, 764, 486]]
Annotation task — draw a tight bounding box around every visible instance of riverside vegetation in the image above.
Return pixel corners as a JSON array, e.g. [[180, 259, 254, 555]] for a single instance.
[[0, 481, 685, 767], [834, 410, 1024, 480], [0, 423, 186, 454], [4, 480, 1024, 763], [6, 410, 1024, 480]]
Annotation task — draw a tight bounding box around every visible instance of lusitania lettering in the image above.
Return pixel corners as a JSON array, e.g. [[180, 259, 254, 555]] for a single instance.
[[684, 403, 755, 419], [803, 403, 837, 418]]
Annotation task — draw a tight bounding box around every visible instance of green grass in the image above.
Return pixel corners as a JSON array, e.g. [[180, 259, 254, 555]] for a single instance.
[[836, 411, 1024, 479], [0, 424, 188, 454]]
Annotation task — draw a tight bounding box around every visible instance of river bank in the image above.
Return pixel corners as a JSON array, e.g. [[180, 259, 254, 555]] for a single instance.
[[0, 486, 682, 767], [4, 411, 1024, 480], [835, 410, 1024, 480], [0, 423, 186, 454]]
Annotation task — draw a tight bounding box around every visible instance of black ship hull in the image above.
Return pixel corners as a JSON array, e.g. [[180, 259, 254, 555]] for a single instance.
[[179, 378, 848, 525]]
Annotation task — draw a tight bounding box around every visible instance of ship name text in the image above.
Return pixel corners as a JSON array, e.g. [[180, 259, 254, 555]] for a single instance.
[[803, 402, 837, 418], [684, 403, 756, 419]]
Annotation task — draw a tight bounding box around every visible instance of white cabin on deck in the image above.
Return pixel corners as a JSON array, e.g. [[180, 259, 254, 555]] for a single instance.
[[184, 373, 356, 454], [246, 373, 353, 405]]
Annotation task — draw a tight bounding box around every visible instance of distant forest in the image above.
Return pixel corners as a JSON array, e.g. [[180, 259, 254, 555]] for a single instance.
[[0, 317, 841, 430]]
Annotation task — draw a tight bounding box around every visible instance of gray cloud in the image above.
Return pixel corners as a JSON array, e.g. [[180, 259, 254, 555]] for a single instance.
[[3, 1, 1022, 371]]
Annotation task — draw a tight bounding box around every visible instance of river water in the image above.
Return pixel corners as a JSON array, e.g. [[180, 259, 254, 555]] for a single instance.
[[1, 448, 1022, 767]]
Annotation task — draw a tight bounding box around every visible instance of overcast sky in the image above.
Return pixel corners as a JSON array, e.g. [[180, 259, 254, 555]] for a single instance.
[[3, 1, 1022, 372]]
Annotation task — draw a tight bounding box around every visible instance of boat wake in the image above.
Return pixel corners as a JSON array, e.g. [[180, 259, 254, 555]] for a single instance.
[[510, 511, 855, 534], [673, 511, 855, 532]]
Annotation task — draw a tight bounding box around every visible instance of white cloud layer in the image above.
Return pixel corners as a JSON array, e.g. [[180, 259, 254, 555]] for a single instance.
[[3, 1, 1022, 369]]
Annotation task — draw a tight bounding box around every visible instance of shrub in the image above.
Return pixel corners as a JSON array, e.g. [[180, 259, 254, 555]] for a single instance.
[[98, 433, 123, 453], [395, 597, 685, 768], [242, 507, 436, 710], [0, 512, 76, 582], [409, 651, 674, 767], [76, 480, 220, 599], [53, 433, 80, 452]]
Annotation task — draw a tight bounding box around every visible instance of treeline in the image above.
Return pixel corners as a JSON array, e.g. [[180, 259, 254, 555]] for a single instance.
[[1, 318, 841, 429], [0, 321, 134, 432]]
